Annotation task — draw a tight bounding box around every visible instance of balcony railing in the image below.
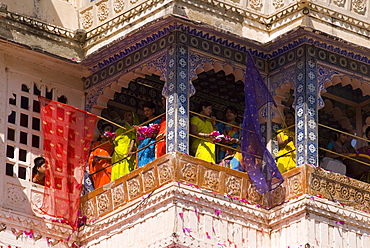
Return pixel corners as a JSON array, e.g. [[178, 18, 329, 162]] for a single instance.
[[80, 152, 370, 222]]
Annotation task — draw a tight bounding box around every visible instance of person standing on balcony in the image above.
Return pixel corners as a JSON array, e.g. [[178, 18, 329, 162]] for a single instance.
[[321, 127, 351, 175], [32, 156, 46, 186], [276, 110, 296, 173], [111, 111, 138, 180], [156, 97, 167, 158], [217, 106, 244, 171], [357, 126, 370, 156], [88, 123, 114, 188], [190, 101, 217, 163], [137, 101, 161, 168]]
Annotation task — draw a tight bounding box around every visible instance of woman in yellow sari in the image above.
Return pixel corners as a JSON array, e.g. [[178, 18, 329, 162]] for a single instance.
[[190, 101, 216, 163], [111, 111, 139, 181], [276, 110, 296, 173]]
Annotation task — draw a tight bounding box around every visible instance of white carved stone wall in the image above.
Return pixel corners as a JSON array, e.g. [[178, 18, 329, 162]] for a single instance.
[[0, 42, 86, 247], [78, 182, 370, 248]]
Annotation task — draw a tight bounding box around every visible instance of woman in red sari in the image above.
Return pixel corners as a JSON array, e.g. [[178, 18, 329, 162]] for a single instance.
[[88, 123, 114, 189]]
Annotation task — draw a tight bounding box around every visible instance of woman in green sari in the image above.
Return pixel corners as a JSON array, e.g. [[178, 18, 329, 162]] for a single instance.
[[111, 111, 139, 181], [190, 101, 217, 163]]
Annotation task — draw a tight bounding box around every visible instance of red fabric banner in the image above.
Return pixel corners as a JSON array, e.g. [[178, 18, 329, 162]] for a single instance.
[[39, 96, 97, 229]]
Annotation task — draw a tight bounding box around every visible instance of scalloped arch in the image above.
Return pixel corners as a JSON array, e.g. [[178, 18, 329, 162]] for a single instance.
[[320, 75, 370, 135], [90, 67, 163, 115], [322, 75, 370, 97], [191, 62, 244, 83], [90, 62, 246, 115]]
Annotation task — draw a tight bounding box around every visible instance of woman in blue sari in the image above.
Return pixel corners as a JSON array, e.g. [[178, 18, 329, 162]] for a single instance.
[[137, 101, 161, 168], [217, 106, 244, 172]]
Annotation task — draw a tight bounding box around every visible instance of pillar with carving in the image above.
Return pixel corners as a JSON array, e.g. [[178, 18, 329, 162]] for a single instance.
[[164, 43, 191, 154], [295, 45, 319, 166]]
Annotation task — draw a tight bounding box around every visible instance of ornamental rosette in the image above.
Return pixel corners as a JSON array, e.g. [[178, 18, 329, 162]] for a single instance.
[[81, 10, 93, 29], [250, 0, 262, 9], [114, 0, 125, 13], [333, 0, 345, 6], [272, 0, 284, 8], [353, 0, 366, 14], [98, 2, 109, 22]]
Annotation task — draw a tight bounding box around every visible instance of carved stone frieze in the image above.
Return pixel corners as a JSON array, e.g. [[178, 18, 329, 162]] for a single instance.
[[6, 185, 27, 208], [225, 175, 242, 197], [309, 167, 370, 213], [81, 198, 96, 219], [97, 2, 109, 22], [181, 163, 197, 183], [203, 169, 220, 191], [272, 0, 284, 9], [81, 9, 93, 29], [113, 0, 125, 13], [352, 0, 366, 14], [127, 178, 141, 199], [79, 154, 370, 227], [250, 0, 262, 9], [31, 191, 44, 214], [112, 183, 126, 207], [288, 173, 302, 196], [333, 0, 346, 6], [269, 184, 286, 206], [143, 170, 156, 192], [247, 182, 262, 203], [96, 192, 111, 215], [158, 162, 172, 184]]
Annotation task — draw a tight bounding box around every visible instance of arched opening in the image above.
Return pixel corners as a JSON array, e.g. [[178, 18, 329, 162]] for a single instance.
[[318, 76, 370, 180], [191, 69, 245, 120]]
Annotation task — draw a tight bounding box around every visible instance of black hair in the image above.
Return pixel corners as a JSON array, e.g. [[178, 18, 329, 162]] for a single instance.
[[284, 109, 295, 118], [196, 101, 212, 113], [100, 123, 113, 133], [143, 101, 156, 110], [32, 157, 45, 175], [366, 126, 370, 137], [334, 127, 349, 141], [225, 106, 238, 115], [225, 106, 240, 123], [365, 126, 370, 144]]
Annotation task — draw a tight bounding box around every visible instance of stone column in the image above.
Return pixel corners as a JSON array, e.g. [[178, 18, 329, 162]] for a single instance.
[[295, 45, 318, 166], [164, 43, 190, 154]]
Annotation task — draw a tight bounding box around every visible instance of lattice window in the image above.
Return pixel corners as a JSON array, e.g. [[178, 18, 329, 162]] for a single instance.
[[5, 84, 53, 181]]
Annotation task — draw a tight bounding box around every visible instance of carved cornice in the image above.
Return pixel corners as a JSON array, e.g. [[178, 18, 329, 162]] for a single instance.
[[309, 2, 370, 31], [85, 0, 166, 40], [0, 206, 75, 240], [6, 12, 75, 40]]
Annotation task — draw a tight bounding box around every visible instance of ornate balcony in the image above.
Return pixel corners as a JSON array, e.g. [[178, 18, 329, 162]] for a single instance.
[[80, 152, 370, 221]]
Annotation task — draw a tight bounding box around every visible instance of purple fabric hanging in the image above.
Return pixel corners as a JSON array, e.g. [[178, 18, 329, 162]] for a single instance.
[[241, 52, 284, 194]]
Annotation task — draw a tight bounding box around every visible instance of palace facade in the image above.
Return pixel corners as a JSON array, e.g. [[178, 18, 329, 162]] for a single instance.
[[0, 0, 370, 247]]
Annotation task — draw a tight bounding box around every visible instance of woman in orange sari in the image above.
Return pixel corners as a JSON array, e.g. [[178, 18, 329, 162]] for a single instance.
[[88, 123, 114, 188]]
